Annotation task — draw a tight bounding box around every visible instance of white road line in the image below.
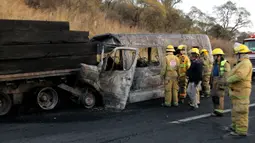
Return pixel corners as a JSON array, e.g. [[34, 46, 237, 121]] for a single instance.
[[169, 103, 255, 124]]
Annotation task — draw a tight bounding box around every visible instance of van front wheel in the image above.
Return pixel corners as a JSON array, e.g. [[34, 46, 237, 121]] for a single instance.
[[79, 88, 96, 109]]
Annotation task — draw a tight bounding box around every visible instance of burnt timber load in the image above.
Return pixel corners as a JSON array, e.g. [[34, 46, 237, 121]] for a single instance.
[[0, 19, 96, 75], [0, 31, 89, 45], [0, 42, 98, 75], [0, 19, 99, 116], [0, 19, 69, 32]]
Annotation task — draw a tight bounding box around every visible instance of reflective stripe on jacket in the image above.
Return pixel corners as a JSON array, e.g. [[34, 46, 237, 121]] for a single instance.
[[212, 59, 229, 77], [220, 60, 227, 76]]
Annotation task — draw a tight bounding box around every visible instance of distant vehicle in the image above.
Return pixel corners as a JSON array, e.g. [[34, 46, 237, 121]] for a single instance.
[[243, 34, 255, 75]]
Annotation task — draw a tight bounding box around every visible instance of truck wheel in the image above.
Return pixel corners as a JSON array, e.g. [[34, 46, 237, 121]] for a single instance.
[[80, 88, 96, 109], [0, 92, 12, 116], [36, 87, 59, 110]]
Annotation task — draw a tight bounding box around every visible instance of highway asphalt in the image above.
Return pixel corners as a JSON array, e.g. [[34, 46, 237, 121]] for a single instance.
[[0, 84, 255, 143]]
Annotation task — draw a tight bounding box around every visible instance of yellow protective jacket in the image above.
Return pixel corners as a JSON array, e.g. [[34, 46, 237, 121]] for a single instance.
[[227, 58, 252, 98], [177, 54, 190, 77], [201, 55, 212, 76], [161, 53, 180, 78]]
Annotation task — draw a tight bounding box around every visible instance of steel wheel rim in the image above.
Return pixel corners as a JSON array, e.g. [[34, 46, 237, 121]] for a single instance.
[[0, 92, 12, 116], [84, 92, 94, 106], [82, 90, 95, 108], [37, 87, 58, 110]]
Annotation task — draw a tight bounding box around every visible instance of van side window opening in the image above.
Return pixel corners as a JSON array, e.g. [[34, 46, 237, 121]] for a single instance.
[[103, 49, 136, 71], [137, 47, 160, 67]]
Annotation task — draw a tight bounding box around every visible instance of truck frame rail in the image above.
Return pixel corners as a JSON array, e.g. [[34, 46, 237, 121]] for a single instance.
[[0, 69, 79, 82]]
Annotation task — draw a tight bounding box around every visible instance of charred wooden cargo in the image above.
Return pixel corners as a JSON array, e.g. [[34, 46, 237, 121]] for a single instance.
[[0, 19, 97, 75], [0, 31, 89, 45], [0, 19, 69, 32], [0, 19, 99, 116], [0, 42, 98, 75]]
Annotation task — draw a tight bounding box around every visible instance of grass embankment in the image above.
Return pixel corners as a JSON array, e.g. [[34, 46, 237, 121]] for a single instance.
[[0, 0, 142, 37]]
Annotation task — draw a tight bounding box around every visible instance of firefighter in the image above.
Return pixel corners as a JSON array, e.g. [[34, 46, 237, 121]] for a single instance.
[[187, 48, 203, 109], [177, 45, 191, 104], [211, 48, 231, 117], [161, 45, 180, 107], [200, 49, 213, 98], [225, 44, 252, 136]]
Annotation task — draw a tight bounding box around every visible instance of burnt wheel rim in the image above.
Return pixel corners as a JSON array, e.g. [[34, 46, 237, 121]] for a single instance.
[[82, 90, 95, 108], [0, 99, 2, 108], [37, 87, 58, 110], [0, 92, 12, 116]]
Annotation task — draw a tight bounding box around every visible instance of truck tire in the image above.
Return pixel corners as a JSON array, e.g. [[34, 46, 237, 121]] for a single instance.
[[0, 92, 12, 116], [36, 87, 59, 110]]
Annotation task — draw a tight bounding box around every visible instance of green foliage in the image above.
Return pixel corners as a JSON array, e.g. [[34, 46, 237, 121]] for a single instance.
[[25, 0, 252, 41], [103, 0, 193, 33]]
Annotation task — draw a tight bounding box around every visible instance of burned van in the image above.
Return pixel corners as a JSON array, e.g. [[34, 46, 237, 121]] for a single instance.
[[64, 33, 213, 110]]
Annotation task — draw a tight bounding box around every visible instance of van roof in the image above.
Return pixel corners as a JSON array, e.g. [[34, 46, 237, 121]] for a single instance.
[[91, 33, 210, 48], [91, 33, 213, 61]]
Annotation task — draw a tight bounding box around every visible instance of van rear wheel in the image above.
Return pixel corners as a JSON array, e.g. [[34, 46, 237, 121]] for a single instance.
[[0, 92, 12, 116]]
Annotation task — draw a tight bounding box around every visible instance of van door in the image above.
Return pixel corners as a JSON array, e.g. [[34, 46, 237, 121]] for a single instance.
[[128, 47, 164, 103], [99, 47, 138, 110]]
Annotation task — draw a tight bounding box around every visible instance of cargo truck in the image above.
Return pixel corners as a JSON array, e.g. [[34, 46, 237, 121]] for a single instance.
[[0, 19, 99, 116]]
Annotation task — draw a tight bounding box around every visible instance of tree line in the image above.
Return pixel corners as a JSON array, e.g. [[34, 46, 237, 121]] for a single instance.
[[25, 0, 253, 42]]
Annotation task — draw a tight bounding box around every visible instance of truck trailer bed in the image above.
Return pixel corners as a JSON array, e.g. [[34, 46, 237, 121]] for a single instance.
[[0, 68, 79, 82]]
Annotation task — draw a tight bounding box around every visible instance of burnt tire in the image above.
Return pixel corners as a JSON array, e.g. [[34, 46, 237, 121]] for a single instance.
[[0, 92, 12, 116], [36, 87, 59, 110], [80, 88, 96, 109]]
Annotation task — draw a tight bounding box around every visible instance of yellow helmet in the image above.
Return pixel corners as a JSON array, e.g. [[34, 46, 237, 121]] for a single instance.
[[166, 45, 175, 52], [191, 48, 200, 55], [234, 44, 251, 54], [178, 45, 187, 50], [212, 48, 224, 55], [200, 49, 208, 54]]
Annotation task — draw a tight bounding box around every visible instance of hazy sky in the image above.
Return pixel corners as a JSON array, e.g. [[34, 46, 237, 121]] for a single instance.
[[177, 0, 254, 32]]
